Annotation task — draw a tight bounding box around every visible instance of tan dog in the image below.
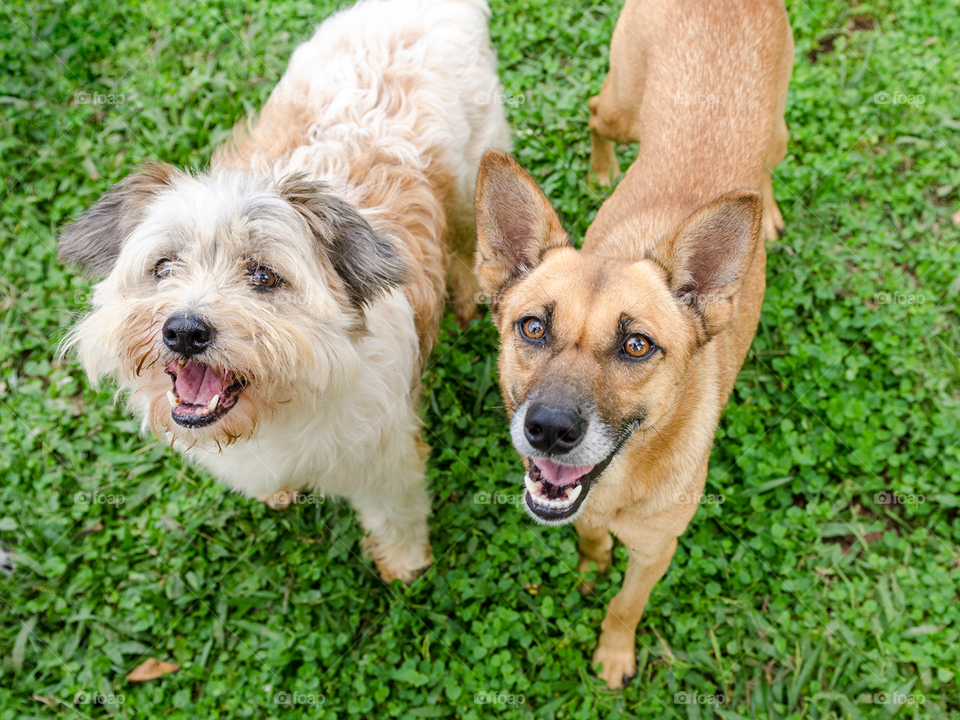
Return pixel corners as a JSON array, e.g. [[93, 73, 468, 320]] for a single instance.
[[474, 0, 793, 688]]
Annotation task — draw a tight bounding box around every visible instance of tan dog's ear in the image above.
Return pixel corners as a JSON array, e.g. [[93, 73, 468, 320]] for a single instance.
[[58, 162, 180, 278], [474, 150, 571, 310], [648, 190, 762, 340]]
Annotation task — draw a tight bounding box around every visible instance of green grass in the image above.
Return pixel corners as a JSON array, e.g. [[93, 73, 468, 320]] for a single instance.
[[1, 0, 959, 716]]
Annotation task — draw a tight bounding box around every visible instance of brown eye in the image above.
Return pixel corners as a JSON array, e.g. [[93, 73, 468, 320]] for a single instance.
[[521, 317, 545, 340], [624, 334, 652, 358], [249, 266, 279, 289], [155, 259, 173, 279]]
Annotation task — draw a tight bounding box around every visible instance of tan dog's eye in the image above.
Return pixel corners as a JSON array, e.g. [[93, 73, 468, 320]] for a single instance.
[[155, 259, 173, 279], [249, 266, 280, 290], [520, 317, 545, 340], [624, 334, 652, 358]]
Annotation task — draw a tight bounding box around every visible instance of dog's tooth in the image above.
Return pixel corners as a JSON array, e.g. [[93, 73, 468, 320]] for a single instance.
[[523, 472, 539, 496], [178, 359, 187, 370], [207, 394, 219, 412], [166, 391, 178, 408], [566, 483, 583, 505]]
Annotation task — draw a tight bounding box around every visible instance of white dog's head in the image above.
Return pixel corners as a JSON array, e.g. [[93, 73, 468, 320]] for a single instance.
[[60, 162, 407, 448]]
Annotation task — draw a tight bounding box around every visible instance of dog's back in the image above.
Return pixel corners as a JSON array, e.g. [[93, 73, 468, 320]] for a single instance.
[[588, 0, 793, 250]]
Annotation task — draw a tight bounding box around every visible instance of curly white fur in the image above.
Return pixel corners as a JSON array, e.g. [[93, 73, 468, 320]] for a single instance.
[[61, 0, 511, 584]]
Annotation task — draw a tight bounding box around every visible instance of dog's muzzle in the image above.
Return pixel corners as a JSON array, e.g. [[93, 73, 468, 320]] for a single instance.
[[159, 314, 247, 428], [511, 399, 638, 525]]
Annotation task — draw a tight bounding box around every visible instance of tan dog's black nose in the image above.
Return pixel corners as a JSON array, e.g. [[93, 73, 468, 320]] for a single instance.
[[163, 314, 214, 356], [524, 403, 585, 454]]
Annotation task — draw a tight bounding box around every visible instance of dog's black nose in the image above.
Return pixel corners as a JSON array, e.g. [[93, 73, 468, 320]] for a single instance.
[[524, 403, 586, 454], [162, 314, 214, 356]]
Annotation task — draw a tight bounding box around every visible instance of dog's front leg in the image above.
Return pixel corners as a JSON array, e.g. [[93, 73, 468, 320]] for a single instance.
[[575, 521, 613, 595], [350, 440, 433, 585], [592, 532, 678, 689]]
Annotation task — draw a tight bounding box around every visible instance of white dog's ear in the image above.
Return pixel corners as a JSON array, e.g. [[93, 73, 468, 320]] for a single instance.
[[59, 162, 180, 278], [474, 149, 571, 311], [277, 176, 408, 309], [647, 189, 762, 340]]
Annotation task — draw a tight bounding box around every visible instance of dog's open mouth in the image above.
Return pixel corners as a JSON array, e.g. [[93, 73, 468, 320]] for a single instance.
[[523, 457, 607, 524], [164, 360, 245, 428]]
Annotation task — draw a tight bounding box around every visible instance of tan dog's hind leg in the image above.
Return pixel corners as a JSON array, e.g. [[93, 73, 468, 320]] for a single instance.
[[589, 94, 622, 187], [588, 0, 647, 186], [761, 116, 788, 241], [588, 79, 641, 187], [592, 535, 678, 688], [576, 522, 614, 595], [762, 15, 794, 241]]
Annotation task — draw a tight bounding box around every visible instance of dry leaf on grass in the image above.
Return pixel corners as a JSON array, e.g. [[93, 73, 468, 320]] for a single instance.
[[126, 658, 181, 682]]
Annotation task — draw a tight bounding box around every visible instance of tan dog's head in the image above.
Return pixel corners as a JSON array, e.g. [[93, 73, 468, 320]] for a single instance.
[[60, 163, 407, 449], [475, 150, 761, 525]]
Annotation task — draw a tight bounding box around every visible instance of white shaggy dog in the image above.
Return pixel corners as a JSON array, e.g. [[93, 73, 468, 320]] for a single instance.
[[59, 0, 511, 583]]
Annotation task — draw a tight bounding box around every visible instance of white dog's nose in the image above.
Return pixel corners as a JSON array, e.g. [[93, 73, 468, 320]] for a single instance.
[[162, 314, 214, 356]]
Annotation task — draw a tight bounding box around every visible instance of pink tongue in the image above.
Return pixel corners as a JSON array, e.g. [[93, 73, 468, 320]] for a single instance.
[[532, 458, 595, 486], [174, 361, 229, 405]]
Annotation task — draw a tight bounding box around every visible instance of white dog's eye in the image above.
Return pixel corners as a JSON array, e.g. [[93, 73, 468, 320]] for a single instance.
[[155, 259, 174, 279], [249, 266, 280, 290]]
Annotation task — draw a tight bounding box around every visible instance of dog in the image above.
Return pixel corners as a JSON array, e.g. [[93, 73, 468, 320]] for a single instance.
[[474, 0, 793, 687], [59, 0, 511, 584]]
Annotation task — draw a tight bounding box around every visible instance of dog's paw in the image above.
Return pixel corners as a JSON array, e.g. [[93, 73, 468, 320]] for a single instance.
[[364, 536, 433, 586], [256, 487, 302, 510], [588, 168, 618, 188], [592, 643, 636, 689]]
